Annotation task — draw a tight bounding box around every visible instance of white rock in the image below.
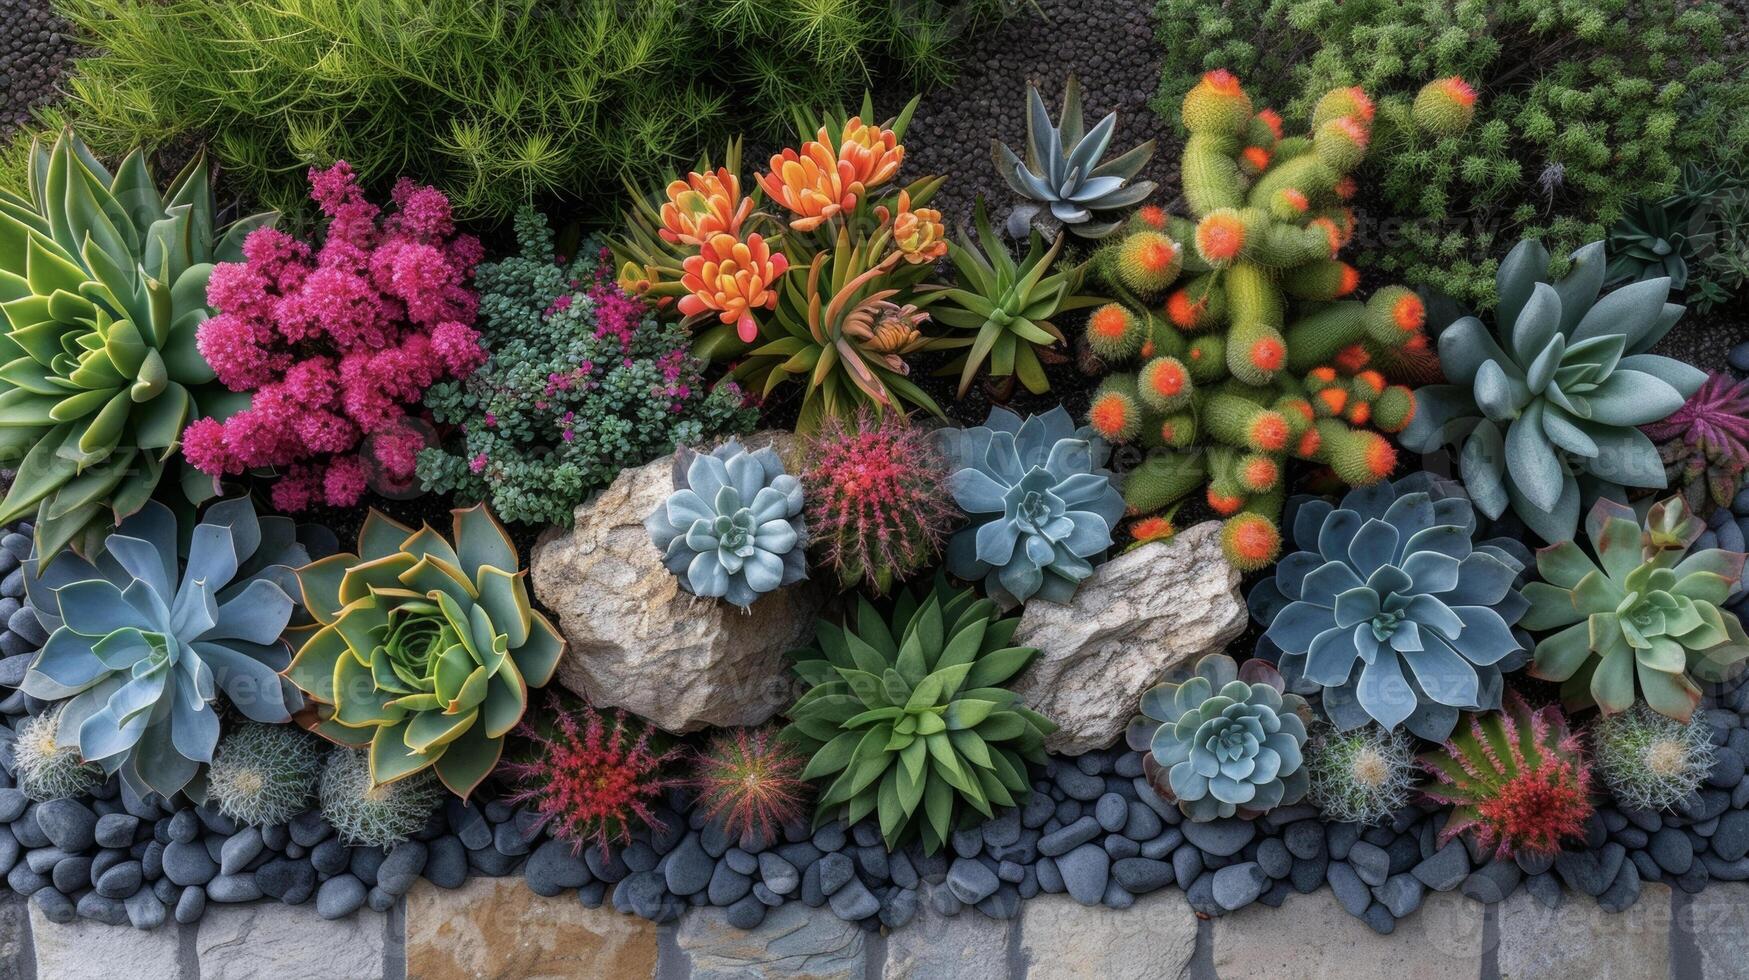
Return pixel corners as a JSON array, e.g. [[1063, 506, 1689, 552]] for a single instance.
[[1019, 891, 1197, 979], [1010, 522, 1246, 754], [28, 901, 182, 980], [677, 902, 865, 980], [196, 902, 386, 980], [882, 902, 1012, 980], [530, 432, 828, 733]]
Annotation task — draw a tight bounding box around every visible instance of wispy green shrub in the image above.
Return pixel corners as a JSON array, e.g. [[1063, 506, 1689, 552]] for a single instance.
[[1151, 0, 1749, 307], [20, 0, 1006, 219]]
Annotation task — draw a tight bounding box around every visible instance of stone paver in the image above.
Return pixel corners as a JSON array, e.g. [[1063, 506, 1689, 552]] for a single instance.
[[28, 901, 183, 980], [405, 877, 658, 980], [1019, 891, 1196, 980], [1679, 882, 1749, 980], [197, 901, 385, 979], [1497, 883, 1673, 980], [881, 896, 1012, 980], [1212, 888, 1482, 980], [675, 901, 866, 979], [0, 897, 29, 980]]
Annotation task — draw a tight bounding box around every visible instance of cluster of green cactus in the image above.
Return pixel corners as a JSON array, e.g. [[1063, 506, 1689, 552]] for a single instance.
[[1082, 72, 1455, 570]]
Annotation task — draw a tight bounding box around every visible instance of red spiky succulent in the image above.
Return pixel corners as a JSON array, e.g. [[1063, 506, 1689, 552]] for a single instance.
[[691, 726, 811, 848], [1642, 371, 1749, 514], [802, 411, 958, 594], [1419, 693, 1593, 860], [499, 697, 684, 856]]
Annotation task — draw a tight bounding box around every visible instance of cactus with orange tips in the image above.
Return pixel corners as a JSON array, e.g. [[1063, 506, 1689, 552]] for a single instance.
[[1084, 302, 1147, 361], [1087, 380, 1144, 443], [1113, 230, 1184, 297], [1413, 77, 1477, 137], [1076, 72, 1432, 568]]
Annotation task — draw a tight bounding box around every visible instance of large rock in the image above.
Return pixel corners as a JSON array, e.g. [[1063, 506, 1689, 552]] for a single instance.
[[1212, 888, 1484, 980], [1018, 891, 1197, 979], [676, 902, 865, 980], [197, 902, 386, 980], [531, 432, 830, 732], [1010, 522, 1246, 753], [405, 877, 658, 980]]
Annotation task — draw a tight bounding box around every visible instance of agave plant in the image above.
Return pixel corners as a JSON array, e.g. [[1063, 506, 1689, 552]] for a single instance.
[[1642, 371, 1749, 515], [20, 497, 320, 799], [1523, 496, 1749, 721], [1126, 653, 1310, 822], [934, 406, 1124, 608], [994, 77, 1156, 240], [0, 130, 274, 559], [285, 505, 565, 796], [1248, 474, 1530, 741], [1606, 166, 1731, 290], [782, 580, 1054, 853], [920, 200, 1105, 396], [1420, 693, 1593, 860], [644, 438, 808, 608], [1401, 239, 1706, 543]]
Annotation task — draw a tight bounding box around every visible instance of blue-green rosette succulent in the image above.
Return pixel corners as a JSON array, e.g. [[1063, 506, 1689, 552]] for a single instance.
[[645, 438, 807, 608], [1248, 474, 1530, 741], [1126, 653, 1310, 822], [19, 497, 329, 799], [935, 406, 1124, 607], [1401, 239, 1706, 544]]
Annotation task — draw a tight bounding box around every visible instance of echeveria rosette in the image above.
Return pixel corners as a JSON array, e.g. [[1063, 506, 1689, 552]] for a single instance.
[[0, 130, 273, 560], [286, 505, 564, 797], [1248, 474, 1530, 742], [1523, 496, 1749, 722], [935, 406, 1124, 607], [782, 580, 1055, 854], [645, 439, 807, 608], [1125, 653, 1310, 822], [1400, 239, 1706, 544], [19, 497, 321, 800]]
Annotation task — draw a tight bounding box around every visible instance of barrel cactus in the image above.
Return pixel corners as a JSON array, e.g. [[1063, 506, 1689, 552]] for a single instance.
[[644, 438, 808, 608], [934, 406, 1124, 607], [286, 504, 565, 797], [1401, 239, 1706, 543], [994, 76, 1157, 240], [1248, 474, 1530, 741], [783, 580, 1055, 854], [0, 129, 273, 559], [1523, 496, 1749, 722], [20, 497, 316, 799], [1126, 652, 1310, 822]]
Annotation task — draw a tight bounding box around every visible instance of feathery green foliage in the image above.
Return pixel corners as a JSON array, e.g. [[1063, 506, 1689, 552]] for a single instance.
[[17, 0, 1006, 221], [1151, 0, 1749, 307]]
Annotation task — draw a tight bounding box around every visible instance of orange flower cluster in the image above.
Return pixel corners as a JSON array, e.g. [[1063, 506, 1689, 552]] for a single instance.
[[760, 118, 904, 231], [677, 234, 788, 343]]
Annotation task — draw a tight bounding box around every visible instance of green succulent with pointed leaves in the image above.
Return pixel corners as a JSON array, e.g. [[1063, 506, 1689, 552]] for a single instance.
[[782, 580, 1055, 853], [1524, 496, 1749, 722], [0, 129, 274, 560], [286, 505, 566, 798]]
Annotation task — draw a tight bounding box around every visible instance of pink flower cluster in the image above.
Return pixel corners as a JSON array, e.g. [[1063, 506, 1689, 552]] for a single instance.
[[184, 163, 487, 511]]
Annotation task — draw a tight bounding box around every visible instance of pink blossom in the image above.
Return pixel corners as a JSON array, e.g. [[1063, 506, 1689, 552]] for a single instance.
[[322, 456, 368, 506]]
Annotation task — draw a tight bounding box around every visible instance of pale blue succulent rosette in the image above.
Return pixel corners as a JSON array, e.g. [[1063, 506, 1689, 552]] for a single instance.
[[1400, 239, 1706, 544], [934, 406, 1125, 608], [1247, 473, 1532, 743], [1125, 653, 1310, 822], [994, 76, 1157, 240], [645, 438, 808, 609], [20, 498, 325, 800]]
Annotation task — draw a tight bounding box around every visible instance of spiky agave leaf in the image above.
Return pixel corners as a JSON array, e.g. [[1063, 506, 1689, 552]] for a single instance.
[[782, 578, 1055, 854], [285, 504, 565, 798], [992, 76, 1157, 240]]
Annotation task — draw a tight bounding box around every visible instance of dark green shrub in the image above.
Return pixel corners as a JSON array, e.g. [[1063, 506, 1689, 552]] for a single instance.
[[417, 209, 755, 527], [1152, 0, 1749, 307], [21, 0, 1006, 220]]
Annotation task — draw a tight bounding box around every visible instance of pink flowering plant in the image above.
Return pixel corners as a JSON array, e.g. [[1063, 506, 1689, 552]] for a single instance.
[[182, 162, 486, 512], [417, 209, 755, 526]]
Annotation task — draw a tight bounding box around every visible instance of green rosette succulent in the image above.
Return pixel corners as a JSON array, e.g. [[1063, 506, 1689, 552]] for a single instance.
[[0, 129, 274, 559], [1126, 653, 1311, 822], [286, 504, 565, 797], [782, 580, 1055, 854], [19, 497, 321, 799], [1524, 497, 1749, 722], [1401, 239, 1706, 543]]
